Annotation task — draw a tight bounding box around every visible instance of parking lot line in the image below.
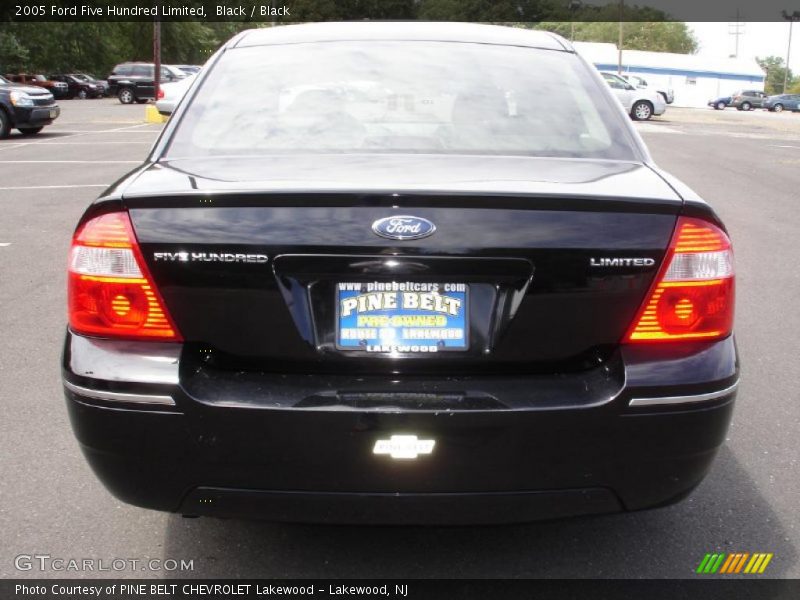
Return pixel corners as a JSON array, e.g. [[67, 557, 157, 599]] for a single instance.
[[0, 160, 140, 164], [28, 141, 153, 145], [0, 184, 110, 190], [0, 124, 161, 152]]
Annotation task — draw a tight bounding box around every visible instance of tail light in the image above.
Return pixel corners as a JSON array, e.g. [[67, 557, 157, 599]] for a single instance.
[[157, 88, 164, 99], [68, 211, 181, 341], [625, 216, 734, 342]]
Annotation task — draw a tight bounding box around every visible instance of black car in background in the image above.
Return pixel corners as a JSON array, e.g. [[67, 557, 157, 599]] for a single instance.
[[49, 74, 104, 99], [64, 23, 738, 524], [708, 95, 732, 110], [74, 73, 109, 96], [0, 74, 60, 137], [107, 62, 186, 104]]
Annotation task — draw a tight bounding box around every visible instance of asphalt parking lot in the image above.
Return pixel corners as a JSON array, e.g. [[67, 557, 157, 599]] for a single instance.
[[1, 99, 798, 579]]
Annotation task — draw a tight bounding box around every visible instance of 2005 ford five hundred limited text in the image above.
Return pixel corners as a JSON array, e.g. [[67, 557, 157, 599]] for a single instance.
[[62, 23, 738, 524]]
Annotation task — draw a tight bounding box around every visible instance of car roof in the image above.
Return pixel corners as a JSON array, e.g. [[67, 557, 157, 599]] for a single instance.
[[234, 22, 571, 52]]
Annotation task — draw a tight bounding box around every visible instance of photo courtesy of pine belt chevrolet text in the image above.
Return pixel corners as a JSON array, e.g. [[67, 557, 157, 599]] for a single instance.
[[62, 22, 738, 524]]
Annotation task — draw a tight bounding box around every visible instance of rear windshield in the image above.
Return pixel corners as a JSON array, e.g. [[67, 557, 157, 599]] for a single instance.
[[166, 41, 636, 160]]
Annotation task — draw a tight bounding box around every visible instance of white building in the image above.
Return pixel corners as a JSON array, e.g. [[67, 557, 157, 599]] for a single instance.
[[573, 42, 766, 108]]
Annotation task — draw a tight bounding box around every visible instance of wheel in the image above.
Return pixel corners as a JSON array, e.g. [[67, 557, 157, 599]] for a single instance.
[[18, 126, 43, 135], [631, 100, 653, 121], [77, 89, 87, 100], [716, 101, 727, 110], [773, 104, 784, 113], [741, 102, 752, 111], [118, 88, 135, 104], [135, 98, 148, 104], [0, 109, 10, 139]]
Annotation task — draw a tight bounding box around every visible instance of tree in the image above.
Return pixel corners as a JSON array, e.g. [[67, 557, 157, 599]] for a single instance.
[[535, 21, 699, 54], [0, 30, 29, 71], [756, 56, 796, 95]]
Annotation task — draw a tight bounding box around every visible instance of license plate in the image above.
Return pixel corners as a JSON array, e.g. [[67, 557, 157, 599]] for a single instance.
[[49, 109, 57, 118], [337, 281, 468, 353]]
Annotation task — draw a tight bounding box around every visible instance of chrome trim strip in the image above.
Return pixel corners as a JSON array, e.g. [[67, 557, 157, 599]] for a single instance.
[[63, 381, 175, 406], [629, 380, 739, 407], [69, 333, 180, 385]]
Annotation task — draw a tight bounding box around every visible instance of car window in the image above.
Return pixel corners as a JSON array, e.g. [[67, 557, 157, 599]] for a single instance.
[[168, 42, 636, 161], [602, 73, 628, 90], [0, 75, 8, 85], [132, 65, 152, 77], [116, 65, 133, 76]]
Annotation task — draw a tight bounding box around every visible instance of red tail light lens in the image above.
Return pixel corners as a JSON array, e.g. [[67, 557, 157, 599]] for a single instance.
[[68, 212, 181, 341], [157, 88, 164, 99], [626, 217, 734, 342]]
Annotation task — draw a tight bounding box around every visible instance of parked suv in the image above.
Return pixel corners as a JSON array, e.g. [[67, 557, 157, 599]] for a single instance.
[[731, 90, 767, 111], [107, 63, 185, 104], [0, 75, 60, 138], [600, 72, 666, 120], [620, 73, 674, 104], [5, 74, 69, 99], [49, 74, 104, 99]]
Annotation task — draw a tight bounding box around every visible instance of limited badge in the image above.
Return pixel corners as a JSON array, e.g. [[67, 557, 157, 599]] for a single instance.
[[373, 435, 436, 459]]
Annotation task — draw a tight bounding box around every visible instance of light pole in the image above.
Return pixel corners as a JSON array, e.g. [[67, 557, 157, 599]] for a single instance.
[[153, 19, 161, 101], [568, 1, 582, 42], [618, 0, 624, 75], [782, 11, 799, 94]]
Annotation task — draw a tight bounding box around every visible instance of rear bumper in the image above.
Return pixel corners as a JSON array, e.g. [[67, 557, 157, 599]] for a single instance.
[[62, 331, 739, 524]]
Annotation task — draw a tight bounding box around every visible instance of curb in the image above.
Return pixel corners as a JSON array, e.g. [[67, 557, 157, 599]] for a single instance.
[[144, 104, 168, 124]]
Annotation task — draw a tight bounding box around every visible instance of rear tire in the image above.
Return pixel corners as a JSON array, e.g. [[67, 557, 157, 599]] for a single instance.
[[118, 88, 135, 104], [773, 104, 784, 113], [741, 102, 752, 111], [0, 109, 11, 139], [18, 126, 43, 135], [716, 101, 726, 110], [77, 89, 88, 100], [631, 100, 653, 121]]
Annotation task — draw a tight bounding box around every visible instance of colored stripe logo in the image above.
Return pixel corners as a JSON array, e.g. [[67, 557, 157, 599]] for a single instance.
[[696, 552, 773, 574]]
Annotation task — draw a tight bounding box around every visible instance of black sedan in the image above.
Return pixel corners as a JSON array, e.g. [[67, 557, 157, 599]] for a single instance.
[[708, 95, 732, 110], [49, 74, 104, 99], [62, 23, 738, 524]]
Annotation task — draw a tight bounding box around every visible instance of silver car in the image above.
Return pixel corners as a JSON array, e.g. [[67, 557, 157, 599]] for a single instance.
[[600, 72, 666, 121]]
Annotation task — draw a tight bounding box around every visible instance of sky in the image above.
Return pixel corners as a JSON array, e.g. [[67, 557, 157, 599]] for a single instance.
[[688, 22, 797, 71]]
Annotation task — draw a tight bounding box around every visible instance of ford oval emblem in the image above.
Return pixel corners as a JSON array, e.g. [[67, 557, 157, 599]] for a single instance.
[[372, 216, 436, 241]]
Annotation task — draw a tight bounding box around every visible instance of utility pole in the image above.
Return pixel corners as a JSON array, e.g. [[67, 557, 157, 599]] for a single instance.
[[153, 19, 161, 101], [618, 0, 624, 75], [728, 10, 745, 58], [783, 11, 799, 93], [568, 0, 582, 42]]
